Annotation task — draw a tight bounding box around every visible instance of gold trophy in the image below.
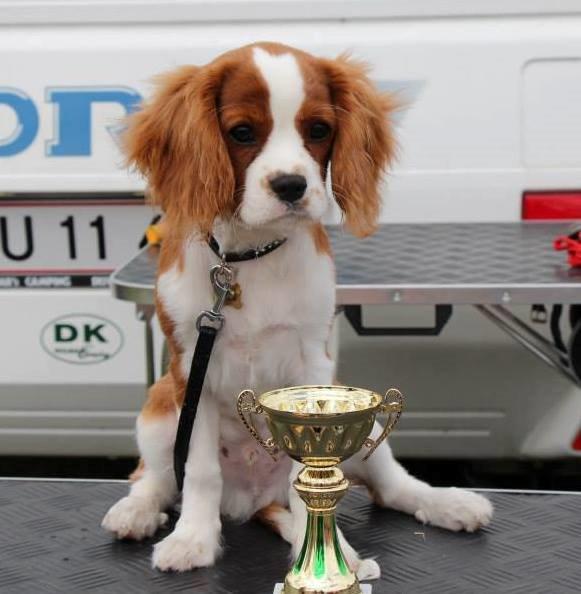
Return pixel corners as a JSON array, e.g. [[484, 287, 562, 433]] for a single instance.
[[237, 385, 404, 594]]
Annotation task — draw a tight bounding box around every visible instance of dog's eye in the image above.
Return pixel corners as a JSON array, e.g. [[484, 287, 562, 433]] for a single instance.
[[308, 122, 331, 142], [229, 125, 256, 145]]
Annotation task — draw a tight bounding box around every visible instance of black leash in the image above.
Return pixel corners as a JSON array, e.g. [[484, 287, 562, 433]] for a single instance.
[[173, 236, 286, 491], [173, 325, 218, 491]]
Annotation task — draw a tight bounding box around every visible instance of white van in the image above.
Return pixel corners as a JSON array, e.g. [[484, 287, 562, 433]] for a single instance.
[[2, 0, 581, 458]]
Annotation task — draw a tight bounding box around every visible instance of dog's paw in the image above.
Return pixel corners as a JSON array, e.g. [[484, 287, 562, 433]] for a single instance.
[[338, 541, 381, 581], [102, 496, 168, 540], [355, 558, 381, 580], [152, 528, 221, 572], [415, 487, 493, 532]]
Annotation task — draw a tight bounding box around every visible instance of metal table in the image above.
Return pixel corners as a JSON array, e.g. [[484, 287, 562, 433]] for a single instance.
[[111, 223, 581, 386], [1, 479, 580, 593]]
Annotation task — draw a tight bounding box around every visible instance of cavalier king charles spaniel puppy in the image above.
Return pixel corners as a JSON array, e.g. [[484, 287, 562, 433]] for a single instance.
[[102, 42, 492, 577]]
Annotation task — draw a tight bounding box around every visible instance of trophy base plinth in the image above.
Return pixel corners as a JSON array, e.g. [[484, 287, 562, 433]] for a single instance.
[[273, 584, 372, 594]]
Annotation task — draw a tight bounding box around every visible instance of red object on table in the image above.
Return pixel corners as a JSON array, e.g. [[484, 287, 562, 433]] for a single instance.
[[554, 229, 581, 267]]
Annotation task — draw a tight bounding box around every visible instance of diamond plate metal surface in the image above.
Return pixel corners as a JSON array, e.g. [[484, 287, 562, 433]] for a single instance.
[[1, 480, 580, 593], [328, 222, 581, 304], [329, 223, 577, 285], [112, 223, 581, 306]]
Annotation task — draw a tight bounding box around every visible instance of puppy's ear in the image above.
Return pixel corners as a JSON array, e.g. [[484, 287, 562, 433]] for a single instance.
[[321, 55, 395, 237], [124, 64, 235, 233]]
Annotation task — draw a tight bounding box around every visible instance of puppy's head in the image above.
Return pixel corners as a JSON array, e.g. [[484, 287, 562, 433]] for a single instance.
[[126, 43, 395, 236]]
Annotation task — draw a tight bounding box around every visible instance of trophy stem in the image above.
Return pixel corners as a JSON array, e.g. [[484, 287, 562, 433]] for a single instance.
[[284, 467, 361, 594]]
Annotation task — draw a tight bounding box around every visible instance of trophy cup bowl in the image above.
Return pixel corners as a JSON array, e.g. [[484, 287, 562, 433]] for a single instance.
[[237, 385, 404, 594]]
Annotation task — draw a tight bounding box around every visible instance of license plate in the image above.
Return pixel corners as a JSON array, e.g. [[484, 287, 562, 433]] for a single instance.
[[0, 197, 156, 288]]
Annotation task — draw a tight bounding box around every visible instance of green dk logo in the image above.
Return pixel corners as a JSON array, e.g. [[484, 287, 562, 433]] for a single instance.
[[41, 314, 124, 365], [54, 322, 107, 344]]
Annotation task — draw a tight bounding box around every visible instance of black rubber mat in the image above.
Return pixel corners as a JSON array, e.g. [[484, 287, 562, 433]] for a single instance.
[[1, 480, 580, 593]]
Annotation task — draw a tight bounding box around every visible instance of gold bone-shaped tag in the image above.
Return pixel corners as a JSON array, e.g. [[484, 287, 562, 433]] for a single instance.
[[225, 283, 242, 309]]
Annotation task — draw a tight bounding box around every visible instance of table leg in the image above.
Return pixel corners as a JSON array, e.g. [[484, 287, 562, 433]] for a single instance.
[[475, 304, 579, 386], [136, 304, 156, 388]]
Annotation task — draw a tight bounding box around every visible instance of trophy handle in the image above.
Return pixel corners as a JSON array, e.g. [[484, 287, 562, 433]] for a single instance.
[[362, 388, 404, 461], [236, 389, 278, 461]]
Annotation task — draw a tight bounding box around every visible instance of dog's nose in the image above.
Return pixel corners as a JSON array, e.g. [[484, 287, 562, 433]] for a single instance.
[[269, 174, 307, 203]]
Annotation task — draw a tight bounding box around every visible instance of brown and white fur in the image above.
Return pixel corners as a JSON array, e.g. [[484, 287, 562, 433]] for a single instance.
[[102, 43, 492, 577]]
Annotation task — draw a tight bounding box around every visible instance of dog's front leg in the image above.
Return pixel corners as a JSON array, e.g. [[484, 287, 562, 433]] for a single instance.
[[152, 393, 223, 572], [342, 422, 493, 532], [102, 376, 178, 541]]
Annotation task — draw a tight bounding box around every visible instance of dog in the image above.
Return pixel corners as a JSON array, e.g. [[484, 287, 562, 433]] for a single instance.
[[102, 42, 493, 578]]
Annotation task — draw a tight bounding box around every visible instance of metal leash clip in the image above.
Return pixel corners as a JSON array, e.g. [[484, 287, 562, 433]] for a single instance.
[[196, 260, 234, 332]]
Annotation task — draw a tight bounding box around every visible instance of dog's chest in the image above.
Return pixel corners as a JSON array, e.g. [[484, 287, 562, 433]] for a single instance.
[[157, 232, 335, 395], [211, 249, 333, 395]]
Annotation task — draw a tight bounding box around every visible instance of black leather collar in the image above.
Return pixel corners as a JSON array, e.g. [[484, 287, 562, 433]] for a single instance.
[[208, 235, 287, 263]]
